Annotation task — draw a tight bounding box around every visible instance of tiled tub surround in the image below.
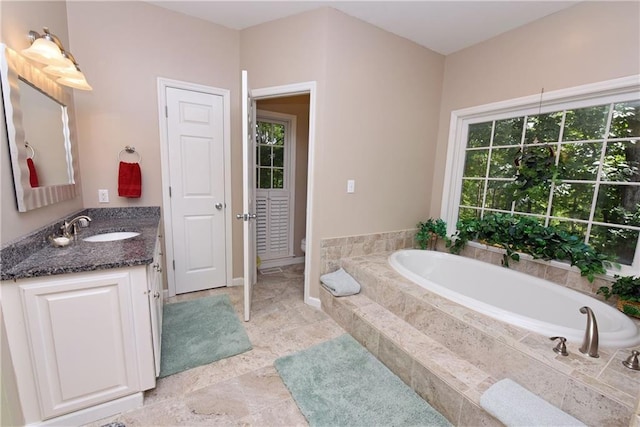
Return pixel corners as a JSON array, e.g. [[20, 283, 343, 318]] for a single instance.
[[319, 229, 416, 275], [320, 228, 617, 295], [319, 233, 640, 426], [1, 206, 161, 280]]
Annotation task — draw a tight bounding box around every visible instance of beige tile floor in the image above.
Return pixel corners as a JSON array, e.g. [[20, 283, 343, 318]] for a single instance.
[[89, 264, 344, 426]]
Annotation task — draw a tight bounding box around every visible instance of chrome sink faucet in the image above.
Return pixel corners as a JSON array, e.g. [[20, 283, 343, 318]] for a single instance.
[[579, 306, 599, 358], [61, 215, 92, 238]]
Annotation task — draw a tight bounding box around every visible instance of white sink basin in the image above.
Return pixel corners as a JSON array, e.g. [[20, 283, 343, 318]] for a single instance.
[[83, 232, 140, 242]]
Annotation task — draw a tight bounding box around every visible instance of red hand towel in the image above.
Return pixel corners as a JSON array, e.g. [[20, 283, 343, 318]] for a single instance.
[[27, 158, 39, 187], [118, 161, 142, 198]]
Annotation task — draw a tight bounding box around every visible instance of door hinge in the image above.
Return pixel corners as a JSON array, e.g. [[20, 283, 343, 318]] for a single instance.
[[172, 260, 175, 270], [169, 186, 172, 197], [165, 105, 168, 117]]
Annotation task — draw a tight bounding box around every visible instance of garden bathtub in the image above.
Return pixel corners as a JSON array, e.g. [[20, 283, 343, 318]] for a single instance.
[[389, 249, 640, 348]]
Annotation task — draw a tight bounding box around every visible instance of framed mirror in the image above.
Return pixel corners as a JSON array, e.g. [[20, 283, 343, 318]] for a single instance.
[[1, 44, 78, 212]]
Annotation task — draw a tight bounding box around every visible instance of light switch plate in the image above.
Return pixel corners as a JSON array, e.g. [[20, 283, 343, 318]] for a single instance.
[[347, 179, 355, 193]]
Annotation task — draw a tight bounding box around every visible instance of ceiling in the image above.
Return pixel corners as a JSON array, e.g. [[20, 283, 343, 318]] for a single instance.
[[147, 1, 579, 55]]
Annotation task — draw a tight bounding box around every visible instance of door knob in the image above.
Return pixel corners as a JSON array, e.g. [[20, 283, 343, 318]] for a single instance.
[[215, 202, 224, 210]]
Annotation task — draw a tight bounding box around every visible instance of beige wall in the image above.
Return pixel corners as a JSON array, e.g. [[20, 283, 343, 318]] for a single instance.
[[4, 1, 638, 300], [321, 9, 444, 236], [1, 1, 84, 244], [318, 9, 444, 297], [241, 8, 331, 296], [257, 95, 310, 258], [65, 1, 244, 276], [430, 1, 640, 217], [243, 8, 445, 298]]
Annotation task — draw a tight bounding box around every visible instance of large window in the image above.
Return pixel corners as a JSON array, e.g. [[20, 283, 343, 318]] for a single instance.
[[443, 77, 640, 273]]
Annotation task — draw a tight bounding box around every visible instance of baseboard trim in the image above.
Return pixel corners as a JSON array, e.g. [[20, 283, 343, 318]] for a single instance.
[[305, 295, 321, 309], [28, 392, 143, 427], [259, 256, 305, 270], [231, 277, 244, 287]]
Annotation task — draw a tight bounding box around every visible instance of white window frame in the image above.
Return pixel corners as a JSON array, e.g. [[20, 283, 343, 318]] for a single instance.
[[256, 110, 297, 261], [442, 75, 640, 276]]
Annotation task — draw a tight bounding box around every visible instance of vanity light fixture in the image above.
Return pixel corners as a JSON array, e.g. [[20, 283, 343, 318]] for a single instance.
[[21, 27, 92, 91], [43, 52, 93, 91], [42, 54, 78, 77], [56, 74, 93, 91], [21, 28, 67, 67]]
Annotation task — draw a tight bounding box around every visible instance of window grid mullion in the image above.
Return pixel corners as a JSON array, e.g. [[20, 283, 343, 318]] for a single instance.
[[512, 115, 529, 215], [543, 111, 567, 227], [479, 121, 496, 218], [269, 145, 274, 189], [584, 103, 615, 244]]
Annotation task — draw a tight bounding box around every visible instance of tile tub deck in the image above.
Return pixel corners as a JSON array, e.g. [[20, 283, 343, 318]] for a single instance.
[[321, 252, 640, 426]]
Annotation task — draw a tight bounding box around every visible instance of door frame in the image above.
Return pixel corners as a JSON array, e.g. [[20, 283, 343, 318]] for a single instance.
[[256, 109, 297, 263], [252, 81, 318, 308], [157, 77, 233, 298]]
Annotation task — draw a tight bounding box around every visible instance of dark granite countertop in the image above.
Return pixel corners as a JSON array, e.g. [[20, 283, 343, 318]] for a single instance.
[[1, 207, 161, 281]]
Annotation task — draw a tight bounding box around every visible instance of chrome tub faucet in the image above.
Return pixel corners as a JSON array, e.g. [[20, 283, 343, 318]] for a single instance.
[[579, 306, 599, 358]]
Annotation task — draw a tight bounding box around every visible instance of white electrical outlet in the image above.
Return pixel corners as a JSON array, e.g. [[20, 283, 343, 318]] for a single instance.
[[98, 189, 109, 203], [347, 179, 355, 193]]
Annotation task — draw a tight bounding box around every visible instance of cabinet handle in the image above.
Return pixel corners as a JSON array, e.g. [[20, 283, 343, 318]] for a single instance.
[[153, 292, 160, 299], [153, 263, 162, 272]]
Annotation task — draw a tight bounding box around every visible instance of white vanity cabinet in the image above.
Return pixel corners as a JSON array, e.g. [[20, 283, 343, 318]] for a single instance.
[[147, 234, 164, 376], [1, 242, 163, 425], [19, 270, 144, 419]]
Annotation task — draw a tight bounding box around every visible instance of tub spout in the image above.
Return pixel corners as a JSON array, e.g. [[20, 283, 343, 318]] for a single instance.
[[579, 306, 599, 358]]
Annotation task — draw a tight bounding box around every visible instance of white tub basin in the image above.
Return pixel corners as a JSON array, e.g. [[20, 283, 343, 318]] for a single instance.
[[83, 232, 140, 242]]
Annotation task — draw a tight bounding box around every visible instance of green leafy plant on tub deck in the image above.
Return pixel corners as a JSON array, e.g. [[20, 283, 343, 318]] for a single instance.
[[416, 218, 450, 250], [429, 213, 613, 282], [597, 276, 640, 318]]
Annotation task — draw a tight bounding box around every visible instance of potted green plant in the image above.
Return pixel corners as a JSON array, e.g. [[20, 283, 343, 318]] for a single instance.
[[416, 218, 450, 250], [449, 213, 612, 281], [597, 275, 640, 318]]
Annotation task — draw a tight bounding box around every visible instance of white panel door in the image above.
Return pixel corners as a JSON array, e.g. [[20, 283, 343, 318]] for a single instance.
[[166, 87, 227, 294], [20, 271, 139, 419], [240, 70, 257, 321]]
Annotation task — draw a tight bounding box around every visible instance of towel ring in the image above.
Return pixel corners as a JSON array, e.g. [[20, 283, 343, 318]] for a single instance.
[[25, 142, 35, 160], [118, 145, 141, 163]]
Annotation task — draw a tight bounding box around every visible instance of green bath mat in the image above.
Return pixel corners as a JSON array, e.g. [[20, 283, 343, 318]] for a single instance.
[[159, 294, 252, 377], [275, 334, 452, 427]]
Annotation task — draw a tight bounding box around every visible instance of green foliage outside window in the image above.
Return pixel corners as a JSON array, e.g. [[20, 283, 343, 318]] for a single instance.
[[256, 121, 286, 189], [459, 100, 640, 266]]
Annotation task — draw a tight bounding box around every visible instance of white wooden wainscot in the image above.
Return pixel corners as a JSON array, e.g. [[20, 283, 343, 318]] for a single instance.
[[1, 237, 163, 426]]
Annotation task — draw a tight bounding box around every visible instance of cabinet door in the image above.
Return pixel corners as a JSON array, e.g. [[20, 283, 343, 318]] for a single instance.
[[20, 271, 140, 419], [148, 236, 164, 377]]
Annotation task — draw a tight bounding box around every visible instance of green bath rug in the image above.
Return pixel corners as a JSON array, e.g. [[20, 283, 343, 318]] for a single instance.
[[275, 334, 452, 427], [159, 294, 252, 377]]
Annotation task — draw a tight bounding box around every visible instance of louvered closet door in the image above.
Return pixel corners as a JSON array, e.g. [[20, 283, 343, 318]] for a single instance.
[[256, 190, 291, 260]]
